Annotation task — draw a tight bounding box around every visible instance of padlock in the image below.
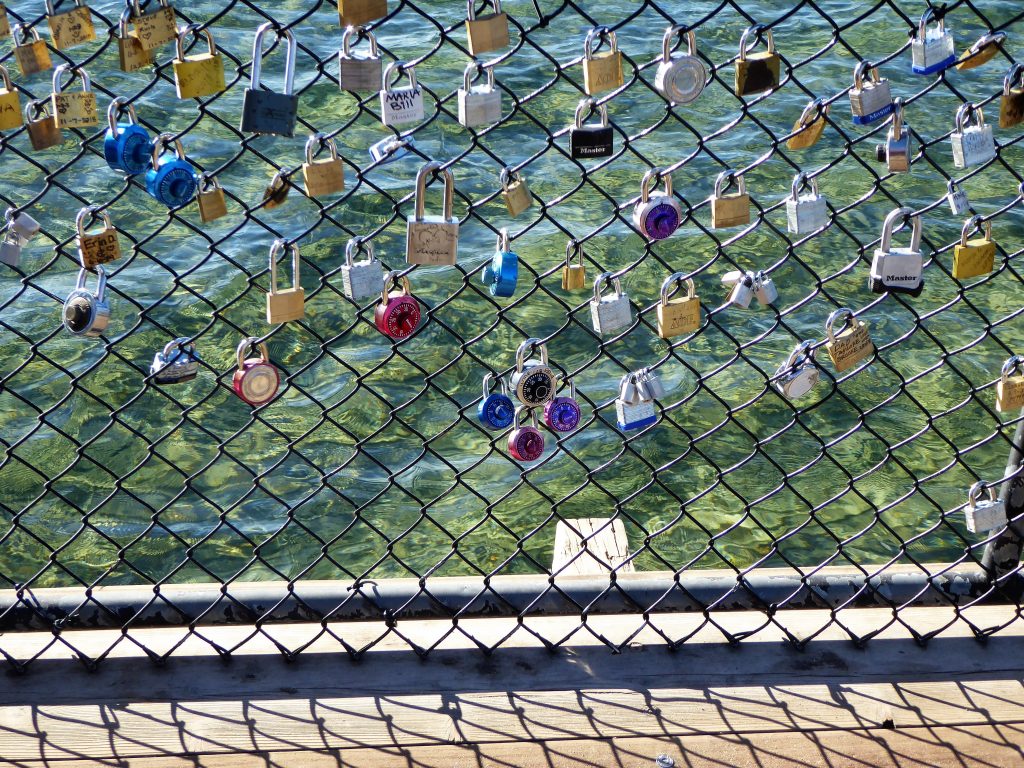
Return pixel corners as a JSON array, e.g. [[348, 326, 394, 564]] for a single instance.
[[787, 98, 829, 150], [590, 272, 632, 336], [753, 270, 778, 306], [302, 132, 345, 198], [786, 172, 828, 235], [965, 481, 1006, 534], [947, 180, 969, 216], [953, 215, 995, 280], [375, 271, 421, 340], [338, 0, 387, 27], [129, 0, 177, 51], [655, 25, 706, 105], [874, 98, 912, 173], [63, 266, 111, 338], [911, 8, 955, 75], [173, 24, 225, 100], [76, 206, 121, 269], [616, 372, 657, 432], [774, 340, 819, 400], [369, 135, 415, 164], [582, 26, 623, 96], [24, 99, 62, 151], [262, 171, 290, 210], [145, 133, 198, 208], [46, 0, 95, 51], [6, 208, 41, 243], [150, 338, 200, 385], [956, 31, 1005, 71], [478, 373, 515, 430], [544, 379, 581, 433], [51, 64, 97, 129], [339, 25, 382, 93], [869, 207, 923, 296], [197, 173, 229, 223], [951, 102, 996, 170], [232, 337, 280, 406], [735, 23, 780, 96], [721, 270, 754, 308], [240, 23, 299, 138], [510, 338, 556, 406], [379, 60, 423, 127], [266, 240, 305, 324], [103, 97, 152, 175], [0, 65, 23, 132], [633, 169, 682, 241], [562, 241, 586, 291], [1000, 63, 1024, 129], [849, 60, 893, 125], [710, 169, 750, 229], [0, 4, 9, 38], [825, 308, 873, 373], [466, 0, 509, 56], [508, 406, 545, 462], [407, 161, 459, 265], [0, 228, 21, 267], [996, 356, 1024, 412], [117, 8, 152, 72], [12, 24, 52, 78], [458, 61, 502, 129], [500, 167, 531, 217], [657, 272, 700, 339], [570, 98, 613, 159], [341, 236, 384, 302], [482, 228, 518, 298], [635, 367, 665, 401]]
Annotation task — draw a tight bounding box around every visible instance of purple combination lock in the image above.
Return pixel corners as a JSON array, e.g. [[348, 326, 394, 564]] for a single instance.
[[543, 379, 582, 433], [509, 406, 545, 462], [632, 168, 683, 241]]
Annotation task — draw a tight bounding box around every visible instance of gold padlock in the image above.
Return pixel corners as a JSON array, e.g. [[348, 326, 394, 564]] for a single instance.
[[953, 215, 996, 280], [1000, 63, 1024, 129], [262, 171, 290, 210], [173, 24, 226, 99], [338, 0, 388, 26], [735, 23, 780, 96], [25, 98, 63, 150], [710, 169, 750, 229], [0, 65, 23, 132], [76, 206, 122, 269], [582, 26, 624, 96], [0, 4, 10, 38], [825, 308, 873, 373], [957, 31, 1005, 71], [302, 132, 346, 198], [657, 273, 701, 339], [197, 173, 228, 223], [500, 167, 531, 217], [996, 356, 1024, 412], [12, 24, 53, 78], [267, 240, 305, 324], [46, 0, 96, 51], [562, 240, 586, 291], [51, 64, 98, 129], [130, 0, 177, 51], [787, 98, 828, 150], [466, 0, 509, 56], [117, 8, 152, 72]]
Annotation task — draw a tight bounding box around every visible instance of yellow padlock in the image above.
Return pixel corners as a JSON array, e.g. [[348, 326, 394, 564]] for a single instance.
[[302, 133, 345, 198], [957, 31, 1006, 71], [657, 273, 701, 339], [173, 24, 226, 99], [117, 7, 152, 73], [562, 240, 586, 291], [0, 65, 23, 132], [197, 173, 229, 223], [266, 240, 305, 324], [787, 98, 828, 150], [12, 24, 53, 78], [51, 64, 98, 129], [338, 0, 388, 27], [582, 26, 624, 96], [952, 215, 996, 280], [130, 0, 177, 51], [46, 0, 96, 51], [0, 4, 10, 38]]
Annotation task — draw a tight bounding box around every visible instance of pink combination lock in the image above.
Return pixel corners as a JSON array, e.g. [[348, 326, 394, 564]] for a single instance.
[[232, 336, 280, 406], [508, 406, 545, 462], [543, 379, 581, 433], [375, 270, 421, 340]]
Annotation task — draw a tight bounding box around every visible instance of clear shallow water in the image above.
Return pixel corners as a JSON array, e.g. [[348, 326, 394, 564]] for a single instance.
[[1, 0, 1023, 587]]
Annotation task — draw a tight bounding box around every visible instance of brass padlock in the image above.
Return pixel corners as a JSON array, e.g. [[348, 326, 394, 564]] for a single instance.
[[117, 8, 152, 73], [0, 4, 10, 38], [710, 169, 750, 229], [406, 161, 459, 265], [500, 167, 531, 217], [12, 24, 52, 78], [953, 215, 995, 280], [582, 26, 624, 96], [338, 0, 387, 26], [130, 0, 177, 51], [25, 98, 63, 150], [787, 98, 828, 150], [657, 272, 700, 339], [562, 240, 586, 290], [197, 173, 228, 223], [466, 0, 509, 56], [302, 132, 345, 198], [51, 64, 98, 129], [266, 239, 305, 324], [825, 308, 873, 373], [46, 0, 95, 51], [173, 24, 226, 99], [0, 65, 23, 132], [996, 356, 1024, 412], [1000, 63, 1024, 129], [956, 31, 1005, 71], [76, 205, 122, 269], [735, 23, 780, 96], [262, 171, 290, 210]]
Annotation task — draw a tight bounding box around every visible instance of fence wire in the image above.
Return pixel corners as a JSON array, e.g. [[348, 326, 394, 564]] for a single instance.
[[2, 0, 1024, 667]]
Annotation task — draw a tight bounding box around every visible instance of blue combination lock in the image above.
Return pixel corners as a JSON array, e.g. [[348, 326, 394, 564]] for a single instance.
[[103, 97, 152, 175], [477, 373, 515, 430], [481, 227, 519, 298], [145, 132, 198, 208]]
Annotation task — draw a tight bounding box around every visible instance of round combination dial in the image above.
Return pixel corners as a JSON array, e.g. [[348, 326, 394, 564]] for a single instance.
[[379, 297, 421, 339], [517, 367, 554, 406]]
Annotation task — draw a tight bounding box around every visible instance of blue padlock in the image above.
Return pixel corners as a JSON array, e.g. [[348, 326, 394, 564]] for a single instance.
[[477, 372, 515, 430], [145, 132, 198, 208], [103, 97, 152, 175], [481, 228, 518, 298]]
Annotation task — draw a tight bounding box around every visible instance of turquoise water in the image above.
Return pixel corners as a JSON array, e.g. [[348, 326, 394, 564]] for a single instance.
[[1, 0, 1023, 587]]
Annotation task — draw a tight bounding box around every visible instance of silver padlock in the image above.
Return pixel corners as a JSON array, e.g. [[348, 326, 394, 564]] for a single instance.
[[63, 265, 111, 338], [0, 227, 21, 267], [6, 208, 41, 243], [379, 60, 423, 126], [753, 270, 777, 306], [951, 102, 996, 169], [654, 25, 705, 104], [150, 337, 200, 385], [510, 337, 556, 406], [774, 340, 819, 400], [870, 207, 923, 296], [406, 161, 459, 265], [339, 25, 382, 93], [457, 60, 501, 129], [616, 372, 657, 432], [947, 180, 969, 216], [369, 135, 416, 165], [785, 171, 828, 235], [721, 270, 754, 308], [965, 481, 1006, 534], [635, 367, 665, 400], [875, 97, 912, 172], [849, 60, 893, 125], [590, 272, 632, 336], [912, 8, 955, 75], [342, 236, 385, 302]]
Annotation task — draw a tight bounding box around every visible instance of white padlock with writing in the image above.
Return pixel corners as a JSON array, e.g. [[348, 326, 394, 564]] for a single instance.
[[951, 102, 996, 169], [869, 207, 923, 296]]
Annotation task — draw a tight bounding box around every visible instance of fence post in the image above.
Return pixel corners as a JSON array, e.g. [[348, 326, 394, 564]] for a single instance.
[[981, 417, 1024, 591]]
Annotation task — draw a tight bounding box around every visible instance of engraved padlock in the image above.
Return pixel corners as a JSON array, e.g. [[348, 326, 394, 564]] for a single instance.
[[173, 24, 225, 100], [996, 355, 1024, 412], [104, 97, 152, 175], [51, 64, 98, 129], [338, 0, 387, 27], [76, 205, 121, 269], [582, 25, 623, 96], [590, 272, 632, 336], [12, 24, 52, 78], [633, 168, 682, 241], [774, 340, 819, 399], [369, 135, 415, 164], [197, 173, 228, 223], [1000, 63, 1024, 129], [710, 169, 750, 229], [458, 60, 501, 129], [145, 133, 198, 208], [616, 372, 657, 431], [25, 98, 62, 151], [130, 0, 177, 51], [339, 25, 382, 93], [117, 7, 152, 73], [735, 23, 780, 96], [657, 272, 700, 339], [911, 8, 955, 75], [721, 270, 754, 308], [302, 132, 345, 198], [232, 337, 279, 406], [375, 270, 421, 340], [266, 240, 305, 324], [342, 237, 385, 302], [466, 0, 509, 56], [849, 60, 893, 125], [951, 102, 996, 169], [500, 167, 531, 217], [544, 379, 581, 433], [786, 171, 828, 235], [562, 240, 586, 291], [0, 64, 23, 132], [956, 31, 1005, 71], [947, 180, 969, 216], [478, 372, 515, 430], [787, 98, 829, 150], [240, 23, 299, 138], [508, 406, 545, 462], [753, 270, 778, 306], [407, 161, 459, 265], [150, 337, 200, 385], [825, 308, 873, 373], [482, 228, 518, 298], [379, 60, 423, 127], [953, 215, 995, 280], [655, 25, 706, 105], [63, 265, 110, 338], [874, 98, 912, 173], [510, 338, 556, 406], [870, 207, 923, 296], [965, 481, 1006, 534], [570, 98, 613, 159]]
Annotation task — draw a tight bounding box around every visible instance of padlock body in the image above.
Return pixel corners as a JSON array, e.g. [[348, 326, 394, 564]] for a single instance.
[[657, 297, 700, 339], [146, 159, 198, 207], [633, 196, 682, 241], [884, 131, 913, 172], [1000, 87, 1024, 129], [62, 289, 110, 337], [27, 115, 62, 150], [406, 216, 459, 265], [734, 52, 780, 96], [118, 33, 152, 72], [787, 114, 826, 150], [583, 51, 623, 95], [15, 41, 52, 77], [78, 228, 122, 269], [303, 158, 346, 197], [375, 294, 421, 339], [502, 177, 531, 217], [131, 7, 177, 50], [240, 88, 299, 137], [754, 278, 778, 306], [849, 79, 892, 124], [233, 360, 279, 405], [957, 41, 1001, 71], [966, 499, 1006, 534], [508, 426, 544, 462], [379, 85, 423, 126], [0, 238, 20, 267], [786, 194, 828, 234], [997, 375, 1024, 412], [711, 192, 750, 229], [953, 238, 995, 279], [0, 4, 9, 37], [369, 135, 415, 164], [52, 91, 97, 129], [267, 287, 305, 324], [341, 260, 384, 302], [827, 321, 873, 372], [0, 88, 22, 131], [912, 31, 955, 74], [197, 188, 228, 222], [466, 12, 509, 56], [947, 188, 969, 215], [777, 366, 819, 399], [478, 393, 515, 430], [869, 248, 923, 295], [48, 6, 96, 50], [338, 0, 388, 26], [486, 250, 518, 298], [729, 280, 754, 308], [339, 55, 382, 93], [104, 123, 152, 175], [174, 53, 226, 99], [544, 397, 581, 433], [590, 294, 632, 335], [562, 264, 586, 291], [511, 362, 555, 406], [458, 86, 502, 128], [616, 398, 656, 431], [654, 56, 705, 104], [151, 350, 199, 385], [951, 125, 996, 169], [570, 124, 613, 159], [11, 212, 40, 242]]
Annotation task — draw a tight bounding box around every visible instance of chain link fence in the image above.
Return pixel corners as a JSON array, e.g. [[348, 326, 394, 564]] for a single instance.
[[2, 0, 1024, 666]]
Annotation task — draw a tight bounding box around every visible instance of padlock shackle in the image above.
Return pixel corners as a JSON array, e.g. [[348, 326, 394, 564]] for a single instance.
[[574, 97, 608, 129], [852, 59, 881, 90], [617, 372, 639, 404], [661, 25, 697, 63], [46, 0, 83, 16], [1001, 355, 1024, 380], [162, 336, 197, 360], [341, 25, 380, 58], [1004, 63, 1024, 96], [784, 339, 815, 371], [889, 97, 905, 139], [499, 167, 521, 190], [592, 271, 623, 303], [640, 168, 672, 203], [565, 239, 584, 268], [917, 7, 944, 39], [824, 307, 856, 345], [660, 271, 696, 305], [964, 31, 1006, 58], [0, 65, 13, 92], [462, 59, 495, 92], [251, 22, 297, 96], [198, 172, 223, 193], [236, 336, 269, 371], [879, 206, 920, 254], [968, 480, 997, 507], [12, 23, 43, 45], [75, 264, 107, 299], [738, 23, 774, 61], [946, 179, 963, 195], [150, 132, 187, 167], [132, 0, 171, 14], [584, 25, 617, 59], [304, 131, 340, 164], [269, 239, 300, 296], [24, 98, 54, 123], [482, 372, 499, 399], [789, 171, 818, 201], [511, 404, 537, 430], [496, 227, 511, 253], [796, 97, 828, 127], [413, 161, 455, 222], [119, 7, 133, 36], [75, 204, 113, 239], [345, 236, 377, 267], [106, 96, 138, 134], [467, 0, 503, 20], [381, 270, 412, 304], [955, 101, 986, 132], [960, 214, 991, 247], [713, 169, 745, 198], [176, 24, 217, 62], [52, 64, 91, 95], [515, 337, 548, 372], [382, 60, 418, 93]]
